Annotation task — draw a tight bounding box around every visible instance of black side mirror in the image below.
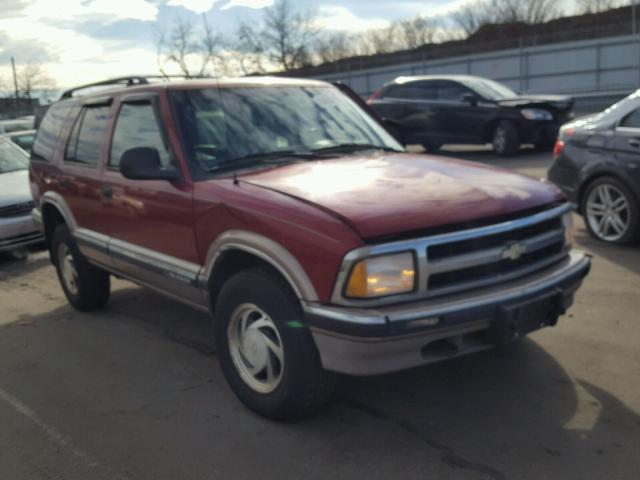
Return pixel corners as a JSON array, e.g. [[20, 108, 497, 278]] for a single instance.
[[462, 92, 478, 106], [119, 147, 179, 181]]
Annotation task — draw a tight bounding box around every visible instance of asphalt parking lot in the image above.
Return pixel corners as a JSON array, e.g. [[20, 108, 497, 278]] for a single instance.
[[1, 147, 639, 480]]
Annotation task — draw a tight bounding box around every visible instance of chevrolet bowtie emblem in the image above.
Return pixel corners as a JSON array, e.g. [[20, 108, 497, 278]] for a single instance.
[[502, 242, 527, 261]]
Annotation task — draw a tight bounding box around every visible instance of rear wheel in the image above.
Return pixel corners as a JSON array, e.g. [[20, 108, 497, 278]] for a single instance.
[[422, 142, 442, 154], [384, 122, 405, 146], [582, 176, 640, 245], [52, 224, 110, 311], [214, 267, 335, 421], [492, 121, 519, 157]]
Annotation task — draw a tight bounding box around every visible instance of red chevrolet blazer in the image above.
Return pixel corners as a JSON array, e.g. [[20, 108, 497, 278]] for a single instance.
[[29, 76, 590, 420]]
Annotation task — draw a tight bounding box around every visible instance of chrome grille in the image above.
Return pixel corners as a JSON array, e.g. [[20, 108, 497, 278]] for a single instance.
[[0, 201, 35, 218], [425, 213, 567, 296], [332, 203, 572, 307]]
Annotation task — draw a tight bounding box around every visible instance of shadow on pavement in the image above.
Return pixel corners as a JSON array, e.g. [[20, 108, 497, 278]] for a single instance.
[[2, 282, 638, 480]]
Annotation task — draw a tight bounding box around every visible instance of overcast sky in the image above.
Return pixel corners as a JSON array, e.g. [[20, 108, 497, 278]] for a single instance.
[[0, 0, 473, 90]]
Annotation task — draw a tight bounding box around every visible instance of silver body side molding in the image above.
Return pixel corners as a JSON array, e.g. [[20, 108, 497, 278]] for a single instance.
[[35, 197, 314, 312]]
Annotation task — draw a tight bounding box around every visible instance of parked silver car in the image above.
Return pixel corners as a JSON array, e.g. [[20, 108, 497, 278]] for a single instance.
[[0, 137, 43, 252], [2, 129, 36, 153], [0, 117, 35, 134]]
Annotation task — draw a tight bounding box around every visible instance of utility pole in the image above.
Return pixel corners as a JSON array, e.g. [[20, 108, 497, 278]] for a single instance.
[[11, 57, 19, 102]]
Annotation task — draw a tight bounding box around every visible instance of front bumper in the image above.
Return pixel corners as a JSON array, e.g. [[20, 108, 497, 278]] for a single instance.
[[304, 251, 590, 375], [0, 211, 44, 252]]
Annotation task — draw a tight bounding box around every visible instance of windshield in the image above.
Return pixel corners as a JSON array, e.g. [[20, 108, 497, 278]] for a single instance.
[[0, 139, 28, 174], [462, 78, 517, 101], [171, 85, 402, 178]]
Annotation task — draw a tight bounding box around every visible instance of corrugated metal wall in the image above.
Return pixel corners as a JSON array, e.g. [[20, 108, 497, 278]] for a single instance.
[[307, 35, 640, 113]]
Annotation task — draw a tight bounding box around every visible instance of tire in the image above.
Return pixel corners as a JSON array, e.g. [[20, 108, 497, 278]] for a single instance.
[[422, 142, 442, 154], [581, 176, 640, 245], [214, 266, 335, 421], [384, 122, 405, 146], [535, 141, 555, 152], [51, 224, 111, 311], [492, 121, 519, 157]]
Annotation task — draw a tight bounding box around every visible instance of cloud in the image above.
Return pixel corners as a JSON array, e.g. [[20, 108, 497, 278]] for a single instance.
[[220, 0, 273, 10], [315, 6, 390, 32], [418, 0, 480, 18], [23, 0, 158, 23], [166, 0, 219, 14]]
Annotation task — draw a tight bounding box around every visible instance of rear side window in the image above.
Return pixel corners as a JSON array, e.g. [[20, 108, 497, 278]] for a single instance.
[[31, 102, 73, 162], [620, 109, 640, 128], [109, 102, 170, 168], [386, 82, 438, 101], [65, 106, 110, 166], [437, 81, 471, 101]]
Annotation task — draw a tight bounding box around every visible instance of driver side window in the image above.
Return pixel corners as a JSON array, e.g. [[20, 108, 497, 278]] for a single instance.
[[110, 102, 170, 168]]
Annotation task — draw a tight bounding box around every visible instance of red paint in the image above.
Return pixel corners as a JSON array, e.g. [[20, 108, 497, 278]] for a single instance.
[[241, 153, 564, 239], [31, 82, 565, 303]]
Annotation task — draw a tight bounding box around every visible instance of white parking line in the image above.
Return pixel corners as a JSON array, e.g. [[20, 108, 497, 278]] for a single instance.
[[0, 386, 127, 479]]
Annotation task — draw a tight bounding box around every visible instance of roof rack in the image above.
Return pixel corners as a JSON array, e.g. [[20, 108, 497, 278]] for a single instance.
[[59, 75, 213, 100]]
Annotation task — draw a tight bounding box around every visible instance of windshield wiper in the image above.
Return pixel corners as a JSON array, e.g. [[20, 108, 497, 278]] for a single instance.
[[206, 150, 316, 172], [311, 143, 403, 154]]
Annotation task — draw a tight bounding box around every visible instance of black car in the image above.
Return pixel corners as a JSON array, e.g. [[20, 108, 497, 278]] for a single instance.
[[548, 91, 640, 245], [367, 75, 573, 156]]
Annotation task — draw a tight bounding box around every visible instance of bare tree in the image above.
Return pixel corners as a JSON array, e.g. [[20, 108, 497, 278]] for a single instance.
[[156, 14, 225, 77], [315, 32, 355, 63], [399, 15, 437, 49], [17, 62, 55, 99], [575, 0, 629, 14], [452, 0, 561, 36], [237, 0, 318, 72]]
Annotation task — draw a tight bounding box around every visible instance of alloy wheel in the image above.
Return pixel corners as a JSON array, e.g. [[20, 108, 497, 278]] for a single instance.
[[586, 183, 630, 242], [493, 127, 507, 153]]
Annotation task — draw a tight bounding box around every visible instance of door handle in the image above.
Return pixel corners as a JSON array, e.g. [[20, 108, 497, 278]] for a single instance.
[[100, 185, 113, 200], [628, 138, 640, 148]]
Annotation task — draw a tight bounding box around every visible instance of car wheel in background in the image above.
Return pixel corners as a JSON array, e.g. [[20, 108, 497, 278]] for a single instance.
[[384, 122, 405, 146], [492, 121, 519, 157], [52, 224, 111, 311], [582, 176, 640, 245], [422, 142, 442, 154], [214, 266, 335, 421], [535, 141, 556, 152]]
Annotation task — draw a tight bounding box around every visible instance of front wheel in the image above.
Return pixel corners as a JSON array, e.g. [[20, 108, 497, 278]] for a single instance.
[[492, 121, 519, 157], [214, 267, 335, 421]]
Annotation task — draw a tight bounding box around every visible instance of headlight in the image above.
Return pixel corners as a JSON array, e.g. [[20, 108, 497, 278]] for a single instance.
[[562, 211, 575, 248], [521, 109, 553, 121], [345, 252, 416, 298]]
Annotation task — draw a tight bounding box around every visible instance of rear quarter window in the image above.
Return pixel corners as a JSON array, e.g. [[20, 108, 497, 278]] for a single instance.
[[31, 102, 74, 162], [64, 106, 111, 166]]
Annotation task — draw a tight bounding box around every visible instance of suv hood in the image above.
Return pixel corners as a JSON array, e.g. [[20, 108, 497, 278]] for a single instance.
[[240, 153, 563, 240], [497, 94, 574, 112]]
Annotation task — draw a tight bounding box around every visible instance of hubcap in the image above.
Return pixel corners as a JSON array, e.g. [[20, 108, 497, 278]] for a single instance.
[[227, 303, 284, 394], [586, 184, 630, 242], [493, 127, 507, 153], [58, 243, 78, 295]]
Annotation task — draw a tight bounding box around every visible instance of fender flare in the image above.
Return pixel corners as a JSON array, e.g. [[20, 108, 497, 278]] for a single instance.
[[201, 230, 319, 302], [40, 191, 78, 232]]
